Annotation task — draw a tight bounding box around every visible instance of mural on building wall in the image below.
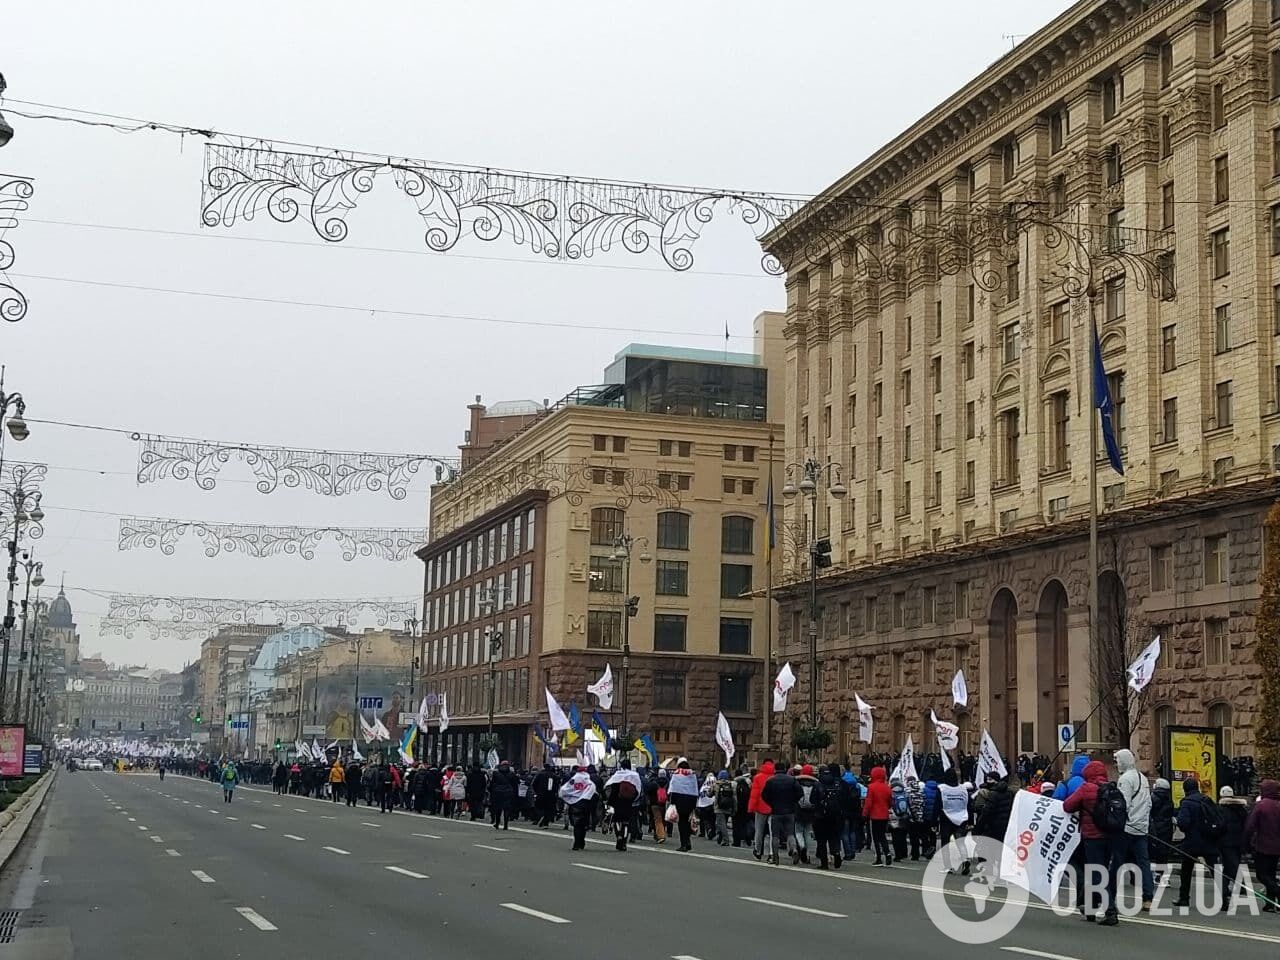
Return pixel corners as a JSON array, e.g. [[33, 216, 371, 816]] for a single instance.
[[304, 666, 410, 742]]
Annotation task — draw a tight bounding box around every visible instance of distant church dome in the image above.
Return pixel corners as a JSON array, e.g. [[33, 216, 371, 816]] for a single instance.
[[47, 587, 74, 629]]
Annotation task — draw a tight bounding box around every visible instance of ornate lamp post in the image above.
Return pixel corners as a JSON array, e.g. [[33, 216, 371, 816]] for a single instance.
[[609, 534, 651, 738], [23, 598, 45, 730], [1, 464, 41, 722], [478, 584, 512, 739], [781, 458, 847, 728], [12, 553, 41, 721]]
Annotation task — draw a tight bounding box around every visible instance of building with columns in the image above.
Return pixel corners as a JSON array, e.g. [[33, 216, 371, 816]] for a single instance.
[[765, 0, 1277, 767]]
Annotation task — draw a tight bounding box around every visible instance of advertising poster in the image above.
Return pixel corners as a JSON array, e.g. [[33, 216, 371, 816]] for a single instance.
[[0, 725, 26, 777], [23, 743, 42, 775], [1165, 725, 1221, 807]]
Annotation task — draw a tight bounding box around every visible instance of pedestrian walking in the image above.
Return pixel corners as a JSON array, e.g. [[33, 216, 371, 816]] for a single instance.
[[814, 763, 844, 870], [1243, 778, 1280, 911], [220, 760, 238, 804], [713, 771, 736, 846], [329, 758, 345, 802], [1172, 775, 1224, 909], [696, 773, 717, 840], [1218, 786, 1249, 910], [1063, 761, 1119, 925], [559, 768, 597, 851], [1110, 748, 1154, 911], [489, 760, 518, 830], [604, 762, 642, 852], [1148, 777, 1175, 880], [748, 760, 774, 860], [667, 758, 700, 852], [794, 764, 819, 865], [863, 766, 893, 866], [761, 758, 801, 866]]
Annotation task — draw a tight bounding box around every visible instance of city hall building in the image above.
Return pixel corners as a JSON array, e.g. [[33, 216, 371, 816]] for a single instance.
[[766, 0, 1278, 768]]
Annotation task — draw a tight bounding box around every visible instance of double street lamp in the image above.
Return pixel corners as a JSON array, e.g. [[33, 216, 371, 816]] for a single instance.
[[478, 584, 512, 737], [609, 534, 650, 736], [12, 553, 42, 722], [782, 458, 847, 727], [0, 463, 42, 724]]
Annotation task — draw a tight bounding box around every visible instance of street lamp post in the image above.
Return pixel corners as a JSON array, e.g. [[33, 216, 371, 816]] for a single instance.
[[23, 598, 44, 730], [478, 584, 511, 738], [609, 534, 650, 738], [782, 458, 847, 728], [12, 553, 42, 721], [0, 463, 41, 724]]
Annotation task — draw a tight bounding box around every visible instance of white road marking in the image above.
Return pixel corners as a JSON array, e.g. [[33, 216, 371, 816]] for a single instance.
[[322, 846, 350, 856], [273, 803, 282, 807], [252, 800, 262, 804], [165, 849, 181, 857], [226, 816, 238, 821], [137, 826, 148, 831], [183, 800, 191, 804], [207, 809, 217, 814], [320, 815, 334, 820], [412, 833, 442, 839], [127, 817, 136, 822], [673, 956, 707, 960], [385, 866, 429, 879], [293, 808, 307, 814], [283, 834, 306, 841], [500, 903, 571, 924], [573, 862, 627, 875], [474, 843, 508, 852], [150, 836, 163, 843], [360, 822, 381, 828], [737, 896, 846, 918], [1001, 950, 1083, 960], [191, 870, 216, 883], [251, 823, 266, 830], [235, 907, 278, 931]]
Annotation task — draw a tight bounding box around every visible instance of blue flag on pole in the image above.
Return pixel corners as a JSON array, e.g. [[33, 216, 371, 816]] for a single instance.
[[1092, 324, 1124, 475]]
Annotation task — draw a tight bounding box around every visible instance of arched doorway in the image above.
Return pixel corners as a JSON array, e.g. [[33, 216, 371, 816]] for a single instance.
[[988, 589, 1018, 755], [1096, 571, 1127, 746], [1036, 580, 1071, 754]]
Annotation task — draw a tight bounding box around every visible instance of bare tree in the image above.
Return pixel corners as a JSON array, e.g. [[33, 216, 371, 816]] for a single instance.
[[1090, 566, 1152, 750]]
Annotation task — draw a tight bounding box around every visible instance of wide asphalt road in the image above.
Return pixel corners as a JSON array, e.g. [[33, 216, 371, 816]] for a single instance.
[[0, 770, 1277, 959]]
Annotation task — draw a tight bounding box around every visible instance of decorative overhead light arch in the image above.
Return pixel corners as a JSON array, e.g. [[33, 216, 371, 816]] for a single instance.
[[118, 517, 427, 561], [0, 173, 33, 322]]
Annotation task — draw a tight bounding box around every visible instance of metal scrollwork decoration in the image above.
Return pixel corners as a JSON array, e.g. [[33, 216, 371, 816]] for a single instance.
[[101, 593, 418, 638], [200, 143, 803, 275], [134, 432, 457, 500], [0, 174, 34, 322], [0, 461, 45, 541], [117, 517, 427, 561]]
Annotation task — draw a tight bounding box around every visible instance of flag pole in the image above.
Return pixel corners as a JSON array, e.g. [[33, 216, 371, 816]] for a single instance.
[[1087, 289, 1100, 750]]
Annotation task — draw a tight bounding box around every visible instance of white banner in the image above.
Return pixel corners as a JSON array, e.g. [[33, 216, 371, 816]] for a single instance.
[[889, 735, 918, 783], [545, 688, 571, 731], [372, 716, 391, 742], [931, 709, 959, 751], [1126, 634, 1161, 693], [438, 693, 449, 733], [952, 669, 969, 708], [855, 692, 874, 743], [416, 696, 429, 730], [999, 790, 1081, 904], [772, 662, 796, 713], [714, 711, 736, 767], [587, 664, 615, 710], [977, 728, 1008, 783]]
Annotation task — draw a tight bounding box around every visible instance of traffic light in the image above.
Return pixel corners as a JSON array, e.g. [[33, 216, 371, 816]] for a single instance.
[[140, 722, 145, 731], [625, 595, 639, 618], [489, 630, 503, 657], [194, 711, 202, 725], [812, 537, 833, 569], [274, 738, 282, 750]]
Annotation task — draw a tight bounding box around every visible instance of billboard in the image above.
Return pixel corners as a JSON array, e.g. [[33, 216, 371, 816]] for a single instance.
[[22, 743, 42, 775], [1165, 725, 1222, 807], [301, 666, 409, 742], [0, 726, 26, 777]]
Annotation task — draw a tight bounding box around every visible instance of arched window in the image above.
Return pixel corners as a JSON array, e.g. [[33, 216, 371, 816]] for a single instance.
[[1208, 702, 1234, 755], [1153, 704, 1175, 760], [590, 507, 625, 546], [721, 516, 755, 555], [657, 511, 690, 550], [891, 713, 906, 749]]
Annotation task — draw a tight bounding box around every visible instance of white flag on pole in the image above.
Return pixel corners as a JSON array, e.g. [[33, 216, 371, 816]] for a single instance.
[[940, 745, 952, 772], [351, 738, 363, 761], [545, 688, 571, 731], [889, 735, 918, 783], [417, 696, 429, 730], [325, 739, 338, 755], [310, 739, 324, 761], [372, 716, 391, 742], [359, 713, 376, 742], [952, 669, 969, 708], [931, 709, 959, 751], [484, 748, 500, 770], [977, 728, 1009, 783], [772, 662, 796, 712], [855, 692, 874, 743], [294, 738, 307, 758], [715, 711, 736, 766], [1126, 634, 1162, 693], [438, 693, 449, 733], [587, 664, 614, 710]]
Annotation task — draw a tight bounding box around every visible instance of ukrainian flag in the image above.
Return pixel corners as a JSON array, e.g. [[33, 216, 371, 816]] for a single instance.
[[590, 710, 612, 752], [634, 733, 658, 767], [398, 723, 417, 763], [565, 701, 582, 746]]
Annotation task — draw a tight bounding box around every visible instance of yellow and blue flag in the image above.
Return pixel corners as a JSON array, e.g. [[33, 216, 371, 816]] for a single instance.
[[565, 701, 582, 746], [633, 733, 658, 767], [398, 723, 418, 764], [590, 710, 612, 752]]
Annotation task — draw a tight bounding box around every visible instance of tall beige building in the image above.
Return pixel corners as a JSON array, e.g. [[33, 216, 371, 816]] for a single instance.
[[767, 0, 1277, 766], [419, 334, 784, 766]]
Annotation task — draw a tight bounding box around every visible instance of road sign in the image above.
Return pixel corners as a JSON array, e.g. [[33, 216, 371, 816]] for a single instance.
[[359, 696, 384, 710], [425, 693, 439, 707], [1058, 724, 1077, 752], [301, 724, 326, 736], [398, 712, 416, 727], [229, 720, 249, 730]]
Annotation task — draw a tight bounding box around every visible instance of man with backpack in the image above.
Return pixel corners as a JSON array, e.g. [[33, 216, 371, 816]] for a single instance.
[[604, 761, 643, 852], [794, 764, 820, 865], [1110, 748, 1154, 911], [713, 771, 737, 846], [814, 763, 845, 870], [732, 767, 753, 847], [1063, 759, 1120, 925], [1173, 776, 1223, 908]]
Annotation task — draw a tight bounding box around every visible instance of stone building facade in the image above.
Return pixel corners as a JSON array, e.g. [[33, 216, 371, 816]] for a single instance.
[[765, 0, 1280, 767]]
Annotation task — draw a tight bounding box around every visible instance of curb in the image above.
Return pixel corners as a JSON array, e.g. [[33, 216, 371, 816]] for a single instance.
[[0, 770, 55, 871]]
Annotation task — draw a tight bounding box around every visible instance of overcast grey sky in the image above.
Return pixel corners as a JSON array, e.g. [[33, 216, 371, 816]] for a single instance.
[[0, 1, 1074, 670]]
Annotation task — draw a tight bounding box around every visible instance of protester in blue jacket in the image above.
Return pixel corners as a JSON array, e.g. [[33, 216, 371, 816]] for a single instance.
[[1052, 755, 1089, 801]]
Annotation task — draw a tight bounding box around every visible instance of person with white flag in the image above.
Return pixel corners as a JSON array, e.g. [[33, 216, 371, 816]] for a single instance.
[[931, 709, 959, 761], [545, 688, 571, 731], [714, 711, 735, 767], [889, 735, 918, 785], [977, 728, 1008, 784], [952, 668, 969, 707], [558, 767, 597, 851], [772, 662, 796, 712], [587, 663, 614, 710], [855, 692, 874, 742], [1126, 634, 1161, 692], [603, 760, 643, 852]]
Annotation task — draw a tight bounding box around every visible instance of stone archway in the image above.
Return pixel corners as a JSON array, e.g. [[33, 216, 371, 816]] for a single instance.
[[1036, 580, 1071, 755], [988, 588, 1018, 755]]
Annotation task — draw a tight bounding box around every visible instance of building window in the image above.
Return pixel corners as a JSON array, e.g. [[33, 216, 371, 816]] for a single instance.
[[1049, 301, 1068, 344], [657, 511, 690, 550], [1159, 41, 1172, 87], [1208, 702, 1234, 754], [1214, 303, 1231, 353], [1204, 534, 1228, 586], [1104, 276, 1125, 322], [892, 651, 905, 685], [873, 382, 883, 417], [1102, 75, 1118, 120], [722, 478, 736, 495], [659, 439, 673, 457], [905, 318, 913, 354], [593, 434, 607, 451], [656, 560, 689, 596], [589, 555, 624, 593], [1211, 83, 1225, 130], [1213, 456, 1234, 486], [1215, 380, 1233, 428], [723, 444, 738, 461], [865, 596, 878, 633], [965, 402, 976, 440], [1105, 145, 1123, 186], [931, 356, 942, 395], [612, 435, 626, 453], [1049, 173, 1067, 216], [1161, 397, 1178, 444], [719, 618, 751, 655], [1160, 182, 1174, 231], [997, 409, 1020, 485], [966, 285, 975, 326], [1272, 205, 1280, 256], [1001, 323, 1020, 364], [823, 405, 832, 437], [923, 585, 937, 624], [1049, 391, 1069, 471], [1274, 128, 1280, 178], [1049, 108, 1064, 153], [587, 610, 622, 650], [964, 460, 976, 499], [1161, 324, 1177, 372], [1004, 254, 1020, 303], [963, 341, 975, 380], [1212, 6, 1226, 57], [1211, 228, 1230, 278], [720, 563, 752, 599], [955, 582, 970, 620], [721, 516, 754, 555], [719, 674, 750, 713], [903, 426, 912, 461], [1205, 620, 1229, 667], [1002, 140, 1017, 182], [1214, 155, 1229, 203], [1151, 543, 1173, 592], [1107, 371, 1126, 446], [653, 614, 687, 653], [1047, 495, 1068, 522], [653, 672, 685, 710], [901, 370, 912, 406], [590, 507, 625, 546]]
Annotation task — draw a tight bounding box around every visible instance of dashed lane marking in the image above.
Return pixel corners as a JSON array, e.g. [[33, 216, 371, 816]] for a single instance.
[[474, 843, 508, 852], [499, 903, 571, 924], [737, 896, 845, 918], [283, 834, 306, 841], [573, 862, 627, 875], [385, 866, 429, 879], [251, 824, 266, 830], [322, 846, 350, 856], [235, 907, 278, 931], [165, 849, 181, 857], [191, 870, 216, 883]]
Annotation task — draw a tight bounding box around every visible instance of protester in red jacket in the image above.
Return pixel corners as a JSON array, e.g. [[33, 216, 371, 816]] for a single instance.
[[862, 767, 893, 866], [748, 760, 775, 861], [1063, 760, 1117, 924]]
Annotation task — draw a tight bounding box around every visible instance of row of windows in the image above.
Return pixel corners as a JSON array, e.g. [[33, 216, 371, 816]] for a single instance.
[[427, 507, 537, 593], [586, 559, 753, 599], [589, 508, 755, 555], [595, 436, 759, 464], [427, 563, 535, 633], [586, 610, 752, 656], [652, 672, 751, 713], [436, 667, 531, 717], [427, 614, 534, 674]]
